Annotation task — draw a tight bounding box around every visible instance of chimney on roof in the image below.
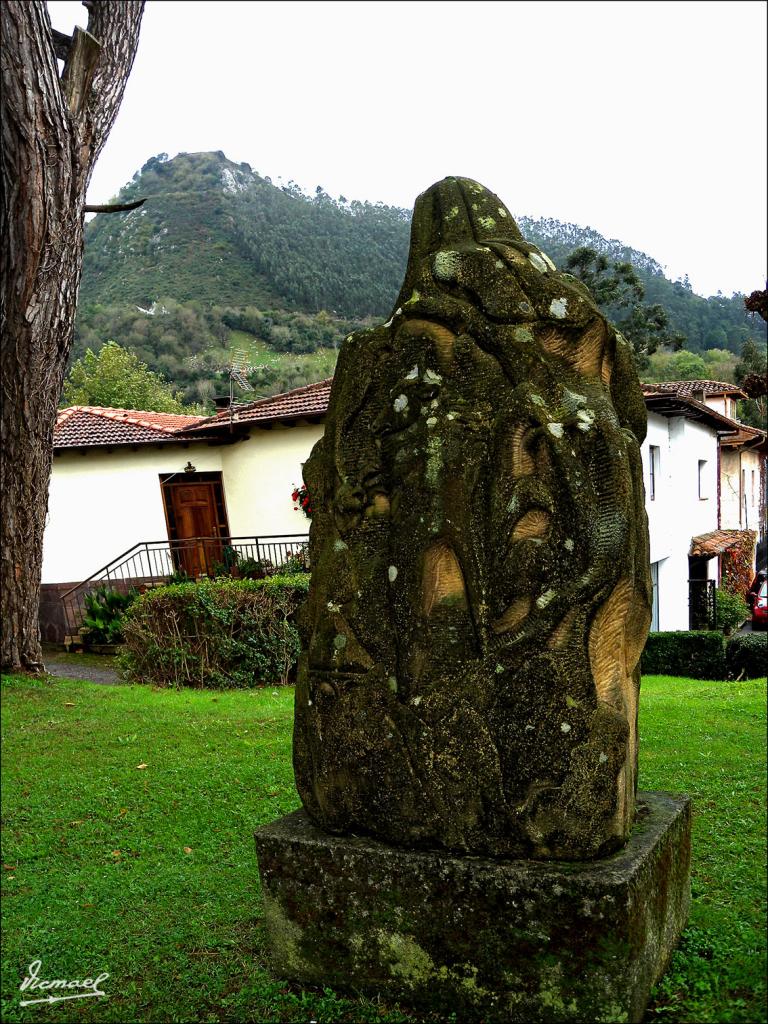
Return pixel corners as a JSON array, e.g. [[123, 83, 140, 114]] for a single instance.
[[213, 395, 231, 411]]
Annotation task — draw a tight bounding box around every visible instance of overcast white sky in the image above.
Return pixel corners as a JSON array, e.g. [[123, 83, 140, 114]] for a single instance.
[[48, 0, 767, 299]]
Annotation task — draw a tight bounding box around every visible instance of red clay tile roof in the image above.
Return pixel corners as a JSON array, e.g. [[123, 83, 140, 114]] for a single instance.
[[640, 386, 766, 447], [642, 391, 742, 433], [54, 406, 206, 448], [180, 378, 333, 433], [650, 379, 747, 399], [54, 380, 765, 453], [690, 530, 752, 557]]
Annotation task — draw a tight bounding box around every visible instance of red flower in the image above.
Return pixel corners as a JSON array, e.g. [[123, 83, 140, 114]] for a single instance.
[[291, 483, 313, 519]]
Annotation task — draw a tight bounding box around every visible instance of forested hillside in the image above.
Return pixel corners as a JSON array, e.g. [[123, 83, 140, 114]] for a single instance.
[[77, 151, 765, 405], [517, 217, 762, 354]]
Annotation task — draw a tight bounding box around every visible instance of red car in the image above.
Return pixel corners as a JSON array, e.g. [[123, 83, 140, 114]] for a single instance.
[[747, 570, 767, 607], [752, 580, 768, 631]]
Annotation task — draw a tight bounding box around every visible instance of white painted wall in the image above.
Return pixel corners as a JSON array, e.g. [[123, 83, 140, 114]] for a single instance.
[[43, 422, 323, 584], [220, 423, 324, 538], [703, 394, 738, 419], [43, 446, 224, 583], [640, 412, 719, 630], [720, 447, 763, 540]]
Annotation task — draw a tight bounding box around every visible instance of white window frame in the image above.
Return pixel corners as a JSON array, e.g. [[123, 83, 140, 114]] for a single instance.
[[650, 561, 660, 632], [649, 445, 660, 501], [698, 459, 708, 500]]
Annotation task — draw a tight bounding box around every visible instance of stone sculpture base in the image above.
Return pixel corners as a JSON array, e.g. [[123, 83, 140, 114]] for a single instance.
[[255, 791, 691, 1024]]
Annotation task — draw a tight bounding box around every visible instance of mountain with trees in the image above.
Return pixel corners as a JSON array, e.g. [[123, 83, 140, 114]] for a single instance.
[[76, 150, 766, 407]]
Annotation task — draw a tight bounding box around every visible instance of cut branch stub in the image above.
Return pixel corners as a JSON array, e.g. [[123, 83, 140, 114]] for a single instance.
[[83, 198, 146, 214], [60, 26, 101, 118]]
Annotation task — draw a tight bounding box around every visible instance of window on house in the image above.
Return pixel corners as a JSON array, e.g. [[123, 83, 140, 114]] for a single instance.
[[752, 470, 756, 507], [742, 468, 747, 527], [650, 561, 660, 632], [698, 459, 708, 500], [649, 445, 660, 501]]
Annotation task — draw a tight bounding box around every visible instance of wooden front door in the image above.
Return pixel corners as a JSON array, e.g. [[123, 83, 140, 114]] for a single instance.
[[161, 473, 229, 577]]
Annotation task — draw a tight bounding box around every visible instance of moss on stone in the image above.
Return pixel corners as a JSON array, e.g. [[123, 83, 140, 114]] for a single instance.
[[261, 894, 312, 976], [294, 176, 653, 861], [377, 930, 435, 984], [255, 794, 691, 1023]]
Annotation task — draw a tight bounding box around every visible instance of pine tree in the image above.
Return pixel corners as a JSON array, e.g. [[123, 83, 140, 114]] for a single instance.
[[1, 1, 144, 672]]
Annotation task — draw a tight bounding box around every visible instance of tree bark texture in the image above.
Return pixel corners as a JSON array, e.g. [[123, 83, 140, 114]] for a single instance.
[[1, 1, 144, 671]]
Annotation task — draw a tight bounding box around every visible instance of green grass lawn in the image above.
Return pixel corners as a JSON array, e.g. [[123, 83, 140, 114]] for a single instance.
[[1, 673, 765, 1023]]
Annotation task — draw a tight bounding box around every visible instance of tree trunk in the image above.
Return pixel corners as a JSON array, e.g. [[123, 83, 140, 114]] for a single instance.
[[1, 1, 144, 672]]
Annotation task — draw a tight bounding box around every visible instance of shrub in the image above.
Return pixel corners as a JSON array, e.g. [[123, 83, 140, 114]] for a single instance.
[[234, 555, 274, 580], [715, 587, 749, 635], [726, 632, 768, 680], [118, 575, 308, 688], [165, 568, 193, 586], [641, 631, 726, 680], [255, 572, 310, 599], [80, 585, 138, 645], [211, 544, 241, 576], [278, 548, 310, 574]]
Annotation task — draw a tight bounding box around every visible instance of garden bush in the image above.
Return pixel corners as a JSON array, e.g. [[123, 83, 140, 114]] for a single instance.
[[715, 587, 749, 635], [641, 631, 726, 680], [118, 574, 309, 688], [80, 584, 138, 645], [279, 548, 310, 574], [726, 632, 768, 680]]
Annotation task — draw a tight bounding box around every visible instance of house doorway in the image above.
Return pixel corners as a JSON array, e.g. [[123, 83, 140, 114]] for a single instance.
[[160, 472, 230, 577], [688, 554, 715, 629]]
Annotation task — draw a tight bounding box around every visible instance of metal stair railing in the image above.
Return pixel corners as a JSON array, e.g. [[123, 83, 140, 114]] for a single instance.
[[60, 534, 310, 644]]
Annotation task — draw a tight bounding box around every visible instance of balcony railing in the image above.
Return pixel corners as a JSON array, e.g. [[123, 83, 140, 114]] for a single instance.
[[60, 534, 309, 643]]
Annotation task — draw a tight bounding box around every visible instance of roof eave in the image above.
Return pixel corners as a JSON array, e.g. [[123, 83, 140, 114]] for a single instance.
[[53, 435, 214, 453], [643, 394, 740, 433]]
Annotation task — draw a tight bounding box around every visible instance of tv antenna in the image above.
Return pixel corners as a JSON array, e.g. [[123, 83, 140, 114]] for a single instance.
[[226, 349, 255, 396], [212, 349, 259, 432]]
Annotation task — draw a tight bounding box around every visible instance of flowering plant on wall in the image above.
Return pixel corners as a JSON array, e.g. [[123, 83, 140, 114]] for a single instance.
[[292, 484, 313, 519], [720, 530, 757, 596]]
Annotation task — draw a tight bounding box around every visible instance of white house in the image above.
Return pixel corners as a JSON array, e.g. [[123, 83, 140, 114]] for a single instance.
[[651, 379, 766, 540], [639, 386, 755, 631], [41, 376, 766, 642], [41, 382, 329, 641]]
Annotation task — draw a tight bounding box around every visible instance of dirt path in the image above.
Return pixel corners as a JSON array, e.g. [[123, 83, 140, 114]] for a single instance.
[[43, 656, 121, 686]]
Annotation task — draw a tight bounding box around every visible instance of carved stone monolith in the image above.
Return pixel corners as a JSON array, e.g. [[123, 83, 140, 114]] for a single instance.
[[293, 176, 652, 860]]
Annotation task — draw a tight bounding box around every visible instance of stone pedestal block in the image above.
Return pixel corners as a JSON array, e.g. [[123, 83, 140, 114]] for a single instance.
[[255, 791, 691, 1023]]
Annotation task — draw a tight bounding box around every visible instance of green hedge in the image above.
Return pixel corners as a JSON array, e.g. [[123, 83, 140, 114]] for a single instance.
[[726, 632, 768, 680], [118, 574, 309, 689], [641, 631, 727, 680]]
